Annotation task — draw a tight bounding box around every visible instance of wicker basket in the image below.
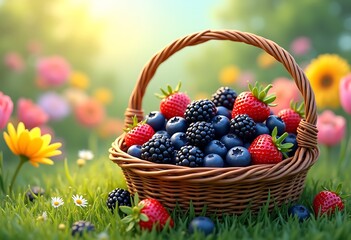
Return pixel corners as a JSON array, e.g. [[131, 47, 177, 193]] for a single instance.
[[109, 30, 319, 216]]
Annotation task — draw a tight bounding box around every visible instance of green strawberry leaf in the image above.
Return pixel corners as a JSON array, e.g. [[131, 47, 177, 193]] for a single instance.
[[120, 206, 133, 215], [126, 222, 135, 232], [140, 213, 149, 222]]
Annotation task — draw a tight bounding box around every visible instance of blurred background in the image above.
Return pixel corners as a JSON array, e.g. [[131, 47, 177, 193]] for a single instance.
[[1, 0, 351, 160]]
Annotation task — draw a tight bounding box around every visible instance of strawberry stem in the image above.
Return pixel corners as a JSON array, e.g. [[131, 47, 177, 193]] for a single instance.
[[248, 82, 277, 106]]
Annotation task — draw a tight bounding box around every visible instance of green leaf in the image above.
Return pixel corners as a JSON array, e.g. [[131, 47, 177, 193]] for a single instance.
[[264, 95, 276, 104], [120, 206, 133, 215], [140, 213, 149, 222], [0, 152, 5, 194], [121, 215, 134, 224], [133, 192, 140, 206], [126, 221, 135, 232], [64, 158, 74, 186]]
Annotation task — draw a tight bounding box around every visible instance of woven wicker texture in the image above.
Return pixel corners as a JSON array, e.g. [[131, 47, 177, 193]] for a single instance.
[[110, 30, 319, 215]]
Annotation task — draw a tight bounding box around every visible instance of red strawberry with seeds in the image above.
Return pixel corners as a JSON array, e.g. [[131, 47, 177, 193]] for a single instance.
[[313, 185, 345, 217], [124, 116, 155, 148], [278, 101, 305, 134], [249, 127, 293, 164], [120, 194, 174, 231], [156, 82, 191, 119], [232, 82, 276, 122]]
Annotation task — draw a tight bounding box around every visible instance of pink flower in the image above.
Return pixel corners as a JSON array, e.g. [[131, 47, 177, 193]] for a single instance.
[[340, 74, 351, 114], [4, 52, 24, 72], [37, 92, 70, 121], [74, 99, 105, 128], [17, 98, 49, 129], [269, 77, 301, 114], [36, 56, 71, 87], [290, 37, 311, 56], [0, 92, 13, 129], [316, 110, 346, 146]]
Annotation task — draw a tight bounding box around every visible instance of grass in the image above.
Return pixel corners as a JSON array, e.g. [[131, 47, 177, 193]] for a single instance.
[[0, 143, 351, 240]]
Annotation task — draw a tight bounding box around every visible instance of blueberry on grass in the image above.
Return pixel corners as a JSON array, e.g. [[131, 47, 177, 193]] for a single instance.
[[288, 204, 310, 222], [211, 115, 230, 138], [283, 133, 298, 158], [203, 154, 224, 167], [170, 132, 188, 150], [265, 115, 286, 136], [166, 116, 188, 135], [106, 188, 132, 212], [220, 134, 243, 149], [216, 106, 231, 119], [26, 186, 45, 202], [145, 111, 166, 131], [188, 216, 215, 235], [71, 221, 95, 236], [127, 145, 142, 158], [226, 146, 251, 167], [204, 140, 227, 159]]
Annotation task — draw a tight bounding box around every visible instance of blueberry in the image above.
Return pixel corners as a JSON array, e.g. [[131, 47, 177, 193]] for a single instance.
[[265, 115, 286, 135], [166, 117, 188, 136], [211, 115, 230, 138], [226, 146, 251, 167], [215, 106, 231, 119], [203, 154, 224, 167], [204, 140, 227, 158], [283, 133, 298, 158], [288, 204, 310, 222], [71, 221, 95, 236], [220, 134, 243, 149], [127, 145, 142, 158], [153, 130, 170, 139], [145, 111, 166, 131], [188, 216, 215, 235], [171, 132, 188, 150], [255, 122, 270, 137]]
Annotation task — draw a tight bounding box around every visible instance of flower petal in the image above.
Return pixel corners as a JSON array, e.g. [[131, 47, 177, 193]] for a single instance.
[[33, 142, 62, 158], [6, 123, 19, 154], [3, 132, 19, 155], [30, 157, 54, 165], [25, 137, 43, 156], [17, 130, 30, 154]]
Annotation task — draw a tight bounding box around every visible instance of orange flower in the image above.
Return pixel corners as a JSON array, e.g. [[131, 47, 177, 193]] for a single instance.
[[93, 87, 113, 105], [219, 65, 240, 85], [257, 52, 276, 68], [74, 99, 105, 128], [97, 118, 124, 139]]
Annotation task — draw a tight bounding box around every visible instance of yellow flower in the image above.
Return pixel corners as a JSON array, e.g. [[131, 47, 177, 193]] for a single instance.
[[93, 87, 113, 105], [219, 65, 240, 85], [305, 54, 350, 109], [69, 71, 90, 90], [257, 52, 276, 68], [3, 122, 62, 167]]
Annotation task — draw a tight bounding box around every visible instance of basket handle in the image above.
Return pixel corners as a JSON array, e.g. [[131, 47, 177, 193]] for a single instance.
[[124, 30, 318, 149]]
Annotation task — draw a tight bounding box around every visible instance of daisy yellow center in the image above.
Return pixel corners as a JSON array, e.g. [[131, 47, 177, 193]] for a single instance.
[[54, 201, 60, 206], [76, 199, 82, 204], [320, 75, 333, 88]]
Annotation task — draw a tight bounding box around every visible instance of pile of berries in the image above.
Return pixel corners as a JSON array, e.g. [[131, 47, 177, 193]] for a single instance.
[[124, 83, 304, 167]]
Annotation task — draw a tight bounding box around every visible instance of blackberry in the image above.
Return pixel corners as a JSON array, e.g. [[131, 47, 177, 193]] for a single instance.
[[141, 135, 175, 164], [106, 188, 132, 212], [26, 186, 45, 202], [230, 114, 256, 141], [71, 221, 95, 236], [175, 145, 204, 167], [211, 87, 237, 110], [184, 99, 217, 123], [186, 121, 215, 147]]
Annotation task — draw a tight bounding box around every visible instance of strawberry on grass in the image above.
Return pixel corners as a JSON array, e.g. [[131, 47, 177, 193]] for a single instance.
[[155, 82, 191, 120], [232, 82, 276, 123], [124, 116, 155, 148], [120, 193, 174, 231], [313, 184, 346, 217], [278, 101, 305, 134], [249, 127, 293, 164]]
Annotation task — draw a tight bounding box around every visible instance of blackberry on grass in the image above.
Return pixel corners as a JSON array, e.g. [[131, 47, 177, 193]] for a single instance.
[[211, 86, 237, 110], [71, 221, 95, 236], [186, 121, 215, 147], [230, 114, 256, 141], [175, 145, 204, 167], [141, 135, 175, 164], [184, 99, 217, 123], [106, 188, 132, 212]]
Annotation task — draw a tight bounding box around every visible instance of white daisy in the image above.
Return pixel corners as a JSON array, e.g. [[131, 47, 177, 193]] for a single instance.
[[51, 197, 64, 208], [78, 150, 94, 161], [72, 194, 88, 207], [36, 211, 48, 221]]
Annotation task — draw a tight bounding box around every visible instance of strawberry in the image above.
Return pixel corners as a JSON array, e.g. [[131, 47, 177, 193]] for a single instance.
[[124, 116, 155, 148], [156, 82, 191, 120], [120, 194, 174, 231], [278, 101, 305, 134], [232, 82, 276, 122], [313, 185, 345, 217], [248, 127, 293, 164]]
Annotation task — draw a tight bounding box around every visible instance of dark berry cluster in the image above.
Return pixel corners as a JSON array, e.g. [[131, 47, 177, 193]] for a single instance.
[[106, 188, 132, 212], [71, 221, 95, 237], [124, 85, 299, 168]]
